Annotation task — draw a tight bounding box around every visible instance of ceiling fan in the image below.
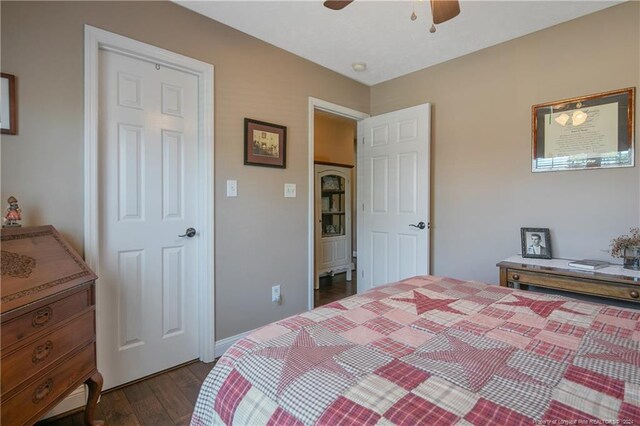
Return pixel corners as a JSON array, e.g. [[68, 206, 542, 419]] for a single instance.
[[324, 0, 461, 29]]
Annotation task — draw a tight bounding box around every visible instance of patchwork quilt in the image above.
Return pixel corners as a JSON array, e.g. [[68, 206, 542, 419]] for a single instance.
[[191, 276, 640, 425]]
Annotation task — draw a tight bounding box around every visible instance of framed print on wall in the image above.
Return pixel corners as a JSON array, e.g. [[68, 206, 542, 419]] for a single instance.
[[521, 227, 552, 259], [244, 118, 287, 168], [531, 87, 635, 172], [1, 73, 17, 135]]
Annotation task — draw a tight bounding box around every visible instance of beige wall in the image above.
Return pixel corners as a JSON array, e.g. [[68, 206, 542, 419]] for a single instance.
[[370, 2, 640, 284], [1, 1, 369, 339], [3, 1, 638, 342], [314, 110, 356, 166]]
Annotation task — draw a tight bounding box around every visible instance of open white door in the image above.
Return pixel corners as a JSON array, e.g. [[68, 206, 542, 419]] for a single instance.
[[357, 103, 431, 291]]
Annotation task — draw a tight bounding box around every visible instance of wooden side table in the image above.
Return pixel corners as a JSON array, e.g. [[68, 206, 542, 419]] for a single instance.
[[497, 256, 640, 304]]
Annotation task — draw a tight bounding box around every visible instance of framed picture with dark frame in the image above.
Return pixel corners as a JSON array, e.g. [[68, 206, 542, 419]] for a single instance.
[[244, 118, 286, 168], [531, 87, 635, 172], [1, 73, 17, 135], [521, 228, 552, 259]]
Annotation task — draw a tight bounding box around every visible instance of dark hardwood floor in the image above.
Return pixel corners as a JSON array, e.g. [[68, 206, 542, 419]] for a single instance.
[[314, 272, 357, 308], [36, 361, 216, 426], [38, 277, 354, 425]]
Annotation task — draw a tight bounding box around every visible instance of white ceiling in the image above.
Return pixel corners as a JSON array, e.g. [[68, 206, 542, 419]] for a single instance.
[[175, 0, 623, 86]]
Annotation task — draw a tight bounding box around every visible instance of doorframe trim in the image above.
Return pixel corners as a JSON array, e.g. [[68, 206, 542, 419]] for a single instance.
[[84, 26, 216, 370], [307, 97, 368, 311]]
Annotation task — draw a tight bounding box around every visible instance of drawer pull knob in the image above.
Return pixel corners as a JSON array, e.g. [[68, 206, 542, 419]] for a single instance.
[[512, 274, 520, 281], [32, 379, 53, 403], [630, 290, 639, 299], [32, 340, 53, 364], [32, 307, 53, 327]]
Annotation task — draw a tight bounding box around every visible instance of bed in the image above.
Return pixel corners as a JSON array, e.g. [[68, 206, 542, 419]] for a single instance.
[[191, 275, 640, 425]]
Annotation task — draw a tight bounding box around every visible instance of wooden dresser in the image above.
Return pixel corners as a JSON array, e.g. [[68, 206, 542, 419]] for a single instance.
[[497, 256, 640, 303], [1, 225, 103, 425]]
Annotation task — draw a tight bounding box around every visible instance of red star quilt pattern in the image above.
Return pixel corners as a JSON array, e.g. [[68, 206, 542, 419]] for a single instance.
[[498, 294, 586, 318], [191, 276, 640, 426], [255, 328, 355, 395], [392, 290, 465, 316], [415, 334, 545, 391]]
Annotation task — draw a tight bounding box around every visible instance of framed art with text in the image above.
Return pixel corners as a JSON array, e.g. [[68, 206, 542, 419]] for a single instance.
[[531, 87, 635, 172], [244, 118, 287, 168]]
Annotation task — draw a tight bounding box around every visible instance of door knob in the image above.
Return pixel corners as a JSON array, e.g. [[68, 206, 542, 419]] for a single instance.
[[179, 227, 197, 238], [409, 222, 426, 230]]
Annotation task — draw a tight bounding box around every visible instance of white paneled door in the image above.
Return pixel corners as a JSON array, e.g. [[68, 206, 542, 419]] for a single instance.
[[358, 104, 431, 290], [98, 50, 199, 389]]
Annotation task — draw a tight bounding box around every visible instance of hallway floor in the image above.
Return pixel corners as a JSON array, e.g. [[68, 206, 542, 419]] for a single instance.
[[314, 272, 357, 308]]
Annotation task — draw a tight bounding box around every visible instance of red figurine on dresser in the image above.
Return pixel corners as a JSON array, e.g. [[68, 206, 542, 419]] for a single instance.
[[3, 196, 22, 228]]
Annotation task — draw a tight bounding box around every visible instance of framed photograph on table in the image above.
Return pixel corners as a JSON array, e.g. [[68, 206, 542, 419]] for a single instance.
[[244, 118, 286, 168], [521, 227, 552, 259], [1, 73, 17, 135], [531, 87, 635, 172]]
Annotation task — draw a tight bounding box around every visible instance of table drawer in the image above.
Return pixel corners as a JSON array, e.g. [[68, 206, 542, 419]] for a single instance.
[[0, 343, 95, 426], [1, 310, 94, 397], [1, 285, 92, 348], [508, 270, 640, 302]]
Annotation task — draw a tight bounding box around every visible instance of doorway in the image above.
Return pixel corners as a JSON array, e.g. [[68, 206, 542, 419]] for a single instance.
[[314, 159, 355, 307], [84, 26, 215, 390], [307, 99, 368, 310], [308, 99, 432, 310]]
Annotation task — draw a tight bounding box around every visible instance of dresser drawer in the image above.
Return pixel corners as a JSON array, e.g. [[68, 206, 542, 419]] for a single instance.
[[508, 270, 640, 302], [1, 343, 96, 426], [1, 285, 92, 348], [1, 310, 95, 397]]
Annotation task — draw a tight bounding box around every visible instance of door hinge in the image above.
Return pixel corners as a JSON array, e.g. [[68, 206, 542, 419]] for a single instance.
[[361, 270, 364, 278], [362, 137, 365, 145], [362, 203, 364, 211]]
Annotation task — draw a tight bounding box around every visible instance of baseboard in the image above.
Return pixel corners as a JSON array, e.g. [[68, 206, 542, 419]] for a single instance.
[[41, 330, 254, 421], [214, 329, 254, 358], [41, 385, 87, 420]]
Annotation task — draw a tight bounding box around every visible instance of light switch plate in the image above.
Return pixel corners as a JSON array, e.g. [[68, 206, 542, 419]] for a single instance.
[[272, 285, 281, 303], [284, 183, 296, 198], [227, 180, 237, 197]]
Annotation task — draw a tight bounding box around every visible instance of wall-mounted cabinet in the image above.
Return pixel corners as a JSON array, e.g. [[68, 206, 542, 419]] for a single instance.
[[315, 164, 352, 289]]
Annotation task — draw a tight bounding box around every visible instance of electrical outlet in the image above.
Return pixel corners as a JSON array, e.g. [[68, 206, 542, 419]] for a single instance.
[[272, 285, 281, 304]]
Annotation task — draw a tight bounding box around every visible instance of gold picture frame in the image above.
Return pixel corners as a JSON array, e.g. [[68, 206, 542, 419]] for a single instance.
[[531, 87, 635, 172]]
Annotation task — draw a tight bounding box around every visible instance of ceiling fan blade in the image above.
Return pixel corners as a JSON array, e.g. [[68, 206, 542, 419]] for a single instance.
[[323, 0, 354, 11], [431, 0, 460, 24]]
